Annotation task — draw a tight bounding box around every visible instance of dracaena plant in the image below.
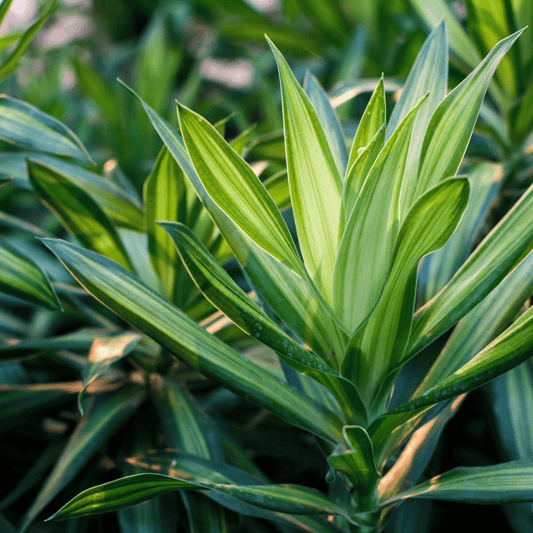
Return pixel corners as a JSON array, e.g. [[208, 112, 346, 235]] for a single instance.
[[26, 24, 533, 532]]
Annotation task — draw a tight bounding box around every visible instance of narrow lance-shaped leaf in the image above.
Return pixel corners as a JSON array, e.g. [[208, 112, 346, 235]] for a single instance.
[[28, 160, 134, 272], [389, 303, 533, 416], [0, 95, 91, 161], [389, 22, 448, 216], [342, 125, 385, 221], [48, 474, 356, 524], [347, 77, 385, 172], [269, 37, 342, 301], [144, 146, 187, 300], [0, 237, 60, 310], [19, 386, 145, 533], [345, 178, 469, 406], [406, 175, 533, 361], [163, 222, 368, 424], [119, 80, 348, 363], [177, 103, 301, 275], [381, 459, 533, 505], [304, 71, 348, 176], [414, 30, 523, 199], [42, 238, 344, 442], [333, 96, 427, 334], [0, 0, 57, 81], [78, 332, 141, 415]]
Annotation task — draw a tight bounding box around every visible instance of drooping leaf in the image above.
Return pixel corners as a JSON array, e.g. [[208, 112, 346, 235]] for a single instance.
[[19, 386, 145, 532], [163, 222, 367, 424], [0, 95, 90, 161], [28, 160, 134, 271], [48, 473, 356, 524], [414, 30, 523, 199], [382, 459, 533, 505], [345, 178, 469, 406], [0, 236, 60, 310], [43, 238, 343, 442], [78, 332, 141, 415], [269, 38, 342, 301], [304, 71, 348, 176], [333, 96, 427, 334]]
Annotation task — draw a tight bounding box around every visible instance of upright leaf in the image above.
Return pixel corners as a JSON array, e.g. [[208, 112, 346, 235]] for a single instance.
[[345, 178, 469, 406], [144, 146, 187, 300], [269, 38, 342, 301], [304, 72, 348, 176], [414, 30, 523, 199], [333, 96, 427, 333]]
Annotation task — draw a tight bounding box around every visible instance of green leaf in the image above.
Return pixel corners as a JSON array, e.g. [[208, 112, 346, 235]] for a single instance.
[[263, 170, 290, 211], [177, 103, 301, 274], [48, 473, 355, 524], [407, 176, 533, 361], [28, 160, 134, 272], [0, 237, 60, 310], [329, 426, 380, 510], [387, 22, 448, 215], [346, 77, 386, 172], [269, 38, 342, 301], [333, 96, 427, 334], [119, 81, 348, 363], [405, 0, 481, 70], [382, 459, 533, 505], [0, 95, 90, 161], [0, 0, 57, 81], [390, 303, 533, 416], [342, 125, 385, 221], [42, 238, 344, 442], [344, 178, 469, 406], [144, 146, 187, 300], [0, 0, 15, 25], [78, 332, 141, 415], [304, 71, 348, 176], [416, 238, 533, 396], [19, 386, 145, 532], [0, 152, 144, 231], [414, 30, 523, 199], [163, 222, 368, 424], [418, 162, 503, 302]]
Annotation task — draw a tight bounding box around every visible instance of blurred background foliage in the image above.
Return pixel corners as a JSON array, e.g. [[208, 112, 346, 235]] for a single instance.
[[0, 0, 532, 532]]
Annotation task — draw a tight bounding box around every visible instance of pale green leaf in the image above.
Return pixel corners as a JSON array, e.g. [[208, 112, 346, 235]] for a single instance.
[[263, 170, 290, 211], [304, 71, 348, 176], [344, 178, 469, 407], [269, 38, 342, 300], [177, 103, 301, 274], [42, 239, 344, 442], [333, 96, 427, 334], [414, 30, 523, 199], [347, 77, 385, 172]]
